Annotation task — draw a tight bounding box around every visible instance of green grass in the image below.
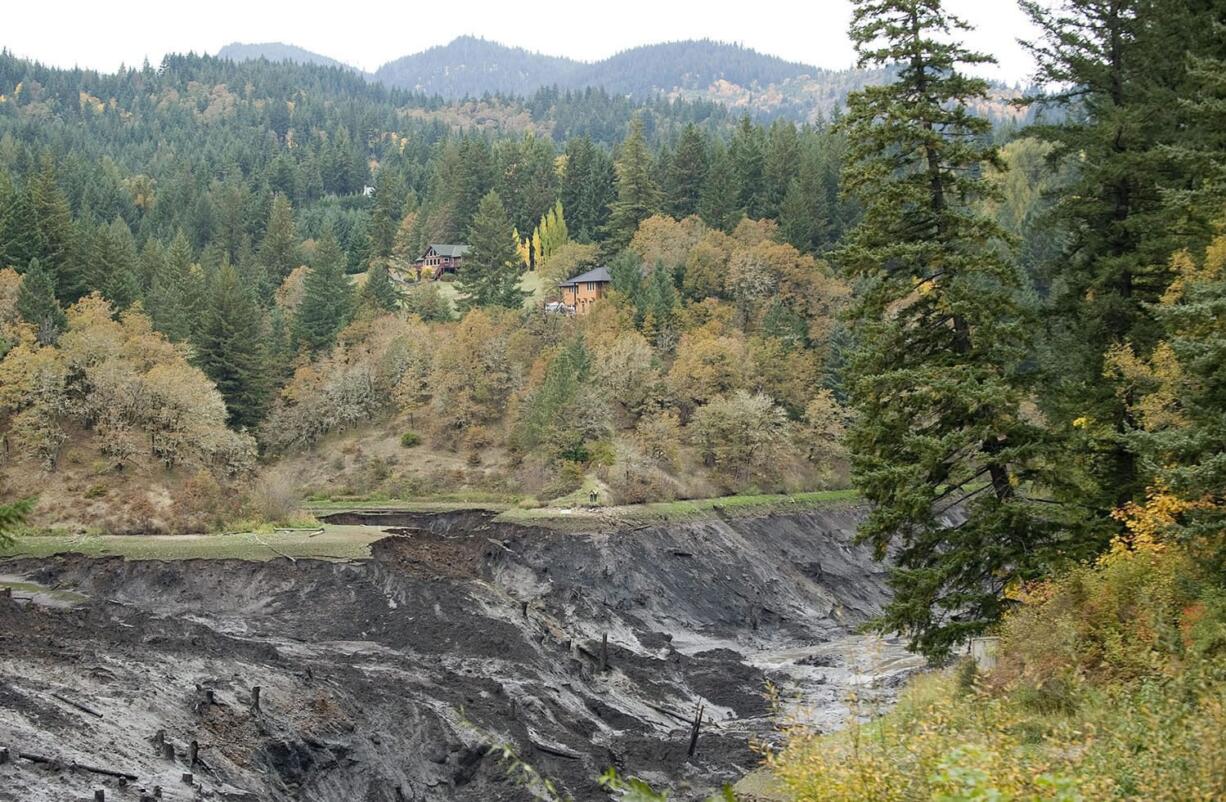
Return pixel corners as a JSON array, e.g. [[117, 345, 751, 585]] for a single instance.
[[424, 270, 547, 313], [0, 490, 860, 561], [0, 524, 386, 562], [497, 489, 860, 530]]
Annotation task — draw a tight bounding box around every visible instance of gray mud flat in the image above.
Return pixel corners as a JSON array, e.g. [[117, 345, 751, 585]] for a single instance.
[[0, 506, 920, 801]]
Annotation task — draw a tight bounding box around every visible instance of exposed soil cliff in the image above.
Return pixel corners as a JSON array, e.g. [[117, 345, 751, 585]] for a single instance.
[[0, 506, 921, 801]]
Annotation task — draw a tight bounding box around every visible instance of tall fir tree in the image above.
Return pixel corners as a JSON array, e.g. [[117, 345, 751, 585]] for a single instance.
[[28, 154, 73, 292], [838, 0, 1065, 657], [560, 136, 614, 243], [763, 119, 801, 220], [0, 175, 47, 272], [15, 258, 66, 342], [666, 124, 710, 219], [260, 194, 299, 285], [458, 190, 525, 310], [92, 218, 141, 311], [362, 261, 401, 312], [699, 144, 741, 232], [779, 149, 834, 254], [294, 227, 353, 352], [604, 115, 663, 254], [730, 115, 767, 219], [196, 263, 269, 429], [146, 231, 194, 342], [1022, 0, 1223, 517]]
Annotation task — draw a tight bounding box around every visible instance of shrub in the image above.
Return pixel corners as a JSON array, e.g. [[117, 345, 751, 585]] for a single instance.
[[766, 543, 1226, 802], [246, 473, 305, 526], [400, 431, 421, 448]]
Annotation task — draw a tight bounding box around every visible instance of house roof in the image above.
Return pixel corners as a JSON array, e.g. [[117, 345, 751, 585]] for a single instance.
[[427, 243, 469, 258], [558, 267, 612, 287]]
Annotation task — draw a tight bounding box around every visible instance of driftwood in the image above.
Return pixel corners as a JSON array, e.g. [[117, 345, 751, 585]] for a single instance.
[[51, 692, 103, 718], [530, 740, 582, 760], [599, 633, 609, 673], [250, 532, 297, 562], [687, 703, 705, 757], [17, 751, 137, 781], [643, 701, 692, 724]]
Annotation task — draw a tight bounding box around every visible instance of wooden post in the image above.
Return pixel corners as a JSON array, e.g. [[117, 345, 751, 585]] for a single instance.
[[687, 703, 704, 758], [600, 633, 609, 673], [188, 740, 198, 767], [251, 686, 261, 713]]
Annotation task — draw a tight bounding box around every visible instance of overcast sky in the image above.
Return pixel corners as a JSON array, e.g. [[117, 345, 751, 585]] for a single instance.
[[5, 0, 1041, 84]]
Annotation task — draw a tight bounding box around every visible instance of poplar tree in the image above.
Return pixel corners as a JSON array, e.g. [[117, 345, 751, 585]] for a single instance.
[[839, 0, 1063, 656], [458, 191, 524, 310], [196, 263, 269, 428]]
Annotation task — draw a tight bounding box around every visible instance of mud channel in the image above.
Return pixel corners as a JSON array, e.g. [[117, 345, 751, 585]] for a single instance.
[[0, 506, 924, 801]]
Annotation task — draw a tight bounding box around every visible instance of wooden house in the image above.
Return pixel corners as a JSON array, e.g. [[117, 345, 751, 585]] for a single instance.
[[416, 243, 469, 279], [558, 267, 612, 315]]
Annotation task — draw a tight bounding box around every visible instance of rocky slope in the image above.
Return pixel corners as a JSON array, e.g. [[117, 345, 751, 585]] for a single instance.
[[0, 506, 921, 801]]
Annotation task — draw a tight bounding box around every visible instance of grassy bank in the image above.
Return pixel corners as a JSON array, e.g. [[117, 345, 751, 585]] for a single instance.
[[497, 489, 860, 530], [0, 489, 861, 561], [0, 524, 385, 562], [760, 538, 1226, 801]]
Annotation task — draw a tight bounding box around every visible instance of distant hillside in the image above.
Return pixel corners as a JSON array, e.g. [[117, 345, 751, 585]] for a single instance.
[[374, 36, 579, 97], [216, 37, 1028, 124], [368, 37, 1026, 123], [216, 42, 361, 73]]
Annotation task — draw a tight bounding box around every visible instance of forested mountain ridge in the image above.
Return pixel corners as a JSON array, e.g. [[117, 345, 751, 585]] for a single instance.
[[215, 41, 361, 72], [220, 36, 1029, 124]]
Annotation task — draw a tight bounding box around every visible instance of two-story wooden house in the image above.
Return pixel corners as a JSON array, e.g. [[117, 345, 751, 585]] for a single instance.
[[416, 243, 469, 279], [558, 267, 612, 315]]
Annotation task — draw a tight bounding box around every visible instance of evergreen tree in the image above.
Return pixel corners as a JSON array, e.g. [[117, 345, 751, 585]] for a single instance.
[[779, 152, 833, 254], [699, 144, 741, 232], [260, 194, 298, 284], [369, 172, 403, 260], [458, 190, 525, 310], [362, 261, 401, 312], [93, 218, 141, 310], [764, 119, 800, 220], [196, 263, 269, 429], [295, 228, 352, 352], [1021, 0, 1221, 516], [730, 115, 767, 219], [146, 232, 194, 342], [604, 115, 663, 254], [560, 136, 614, 243], [666, 124, 709, 218], [0, 176, 47, 272], [28, 154, 73, 290], [838, 0, 1064, 657], [15, 258, 65, 342]]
